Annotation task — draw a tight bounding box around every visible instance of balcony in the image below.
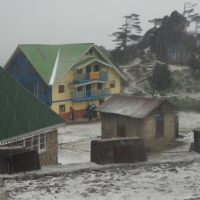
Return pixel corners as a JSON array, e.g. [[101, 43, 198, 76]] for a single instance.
[[71, 88, 111, 101], [74, 71, 108, 83]]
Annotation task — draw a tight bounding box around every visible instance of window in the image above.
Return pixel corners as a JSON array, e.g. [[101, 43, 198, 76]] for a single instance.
[[94, 65, 99, 72], [77, 86, 83, 91], [28, 66, 33, 75], [97, 83, 102, 89], [155, 115, 164, 138], [59, 105, 65, 113], [59, 85, 64, 93], [16, 65, 21, 74], [77, 69, 82, 74], [110, 81, 115, 88], [18, 133, 46, 151]]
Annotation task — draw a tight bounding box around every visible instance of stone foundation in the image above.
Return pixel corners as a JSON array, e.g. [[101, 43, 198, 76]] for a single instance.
[[59, 109, 88, 120]]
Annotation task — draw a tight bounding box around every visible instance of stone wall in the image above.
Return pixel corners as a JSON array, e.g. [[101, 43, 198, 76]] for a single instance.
[[101, 109, 176, 152], [143, 112, 175, 152], [39, 130, 58, 166], [91, 137, 147, 164], [101, 113, 117, 138]]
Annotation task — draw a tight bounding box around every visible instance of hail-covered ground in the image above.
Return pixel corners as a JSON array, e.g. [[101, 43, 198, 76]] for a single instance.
[[1, 111, 200, 200]]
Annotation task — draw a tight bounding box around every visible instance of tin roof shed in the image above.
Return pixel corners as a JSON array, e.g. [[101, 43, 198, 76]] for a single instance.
[[96, 94, 177, 119]]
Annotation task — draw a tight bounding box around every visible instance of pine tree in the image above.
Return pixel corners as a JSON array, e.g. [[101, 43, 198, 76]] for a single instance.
[[148, 18, 163, 28], [110, 13, 142, 51], [151, 62, 171, 90], [183, 2, 197, 31]]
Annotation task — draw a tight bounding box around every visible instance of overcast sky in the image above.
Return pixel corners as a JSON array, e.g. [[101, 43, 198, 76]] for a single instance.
[[1, 0, 200, 66]]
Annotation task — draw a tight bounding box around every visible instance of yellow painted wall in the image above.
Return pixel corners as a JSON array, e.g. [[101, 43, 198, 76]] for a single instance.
[[51, 47, 123, 114], [77, 47, 107, 63], [51, 68, 76, 113], [107, 67, 121, 94]]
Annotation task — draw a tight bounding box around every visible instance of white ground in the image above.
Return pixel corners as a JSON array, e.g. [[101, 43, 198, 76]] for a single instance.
[[1, 112, 200, 200]]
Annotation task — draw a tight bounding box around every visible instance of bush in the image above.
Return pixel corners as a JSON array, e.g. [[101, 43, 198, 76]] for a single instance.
[[132, 90, 146, 97], [188, 58, 200, 71], [159, 91, 166, 96]]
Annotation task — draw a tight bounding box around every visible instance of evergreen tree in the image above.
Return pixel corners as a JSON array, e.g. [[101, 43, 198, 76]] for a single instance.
[[110, 13, 142, 51], [151, 62, 171, 90], [148, 18, 163, 28], [189, 13, 200, 34], [183, 2, 197, 31]]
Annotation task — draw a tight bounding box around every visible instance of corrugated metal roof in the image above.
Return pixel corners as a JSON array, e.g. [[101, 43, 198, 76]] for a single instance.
[[19, 43, 93, 84], [4, 43, 127, 85], [0, 67, 66, 144], [96, 94, 176, 119]]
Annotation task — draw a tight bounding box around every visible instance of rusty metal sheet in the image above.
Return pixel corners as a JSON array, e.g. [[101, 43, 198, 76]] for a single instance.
[[96, 94, 176, 119], [5, 150, 41, 174]]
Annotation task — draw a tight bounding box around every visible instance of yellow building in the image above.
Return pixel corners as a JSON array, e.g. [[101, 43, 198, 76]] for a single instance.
[[4, 43, 127, 120]]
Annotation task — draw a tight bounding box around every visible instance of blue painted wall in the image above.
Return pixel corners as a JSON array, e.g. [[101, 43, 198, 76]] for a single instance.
[[6, 51, 52, 106]]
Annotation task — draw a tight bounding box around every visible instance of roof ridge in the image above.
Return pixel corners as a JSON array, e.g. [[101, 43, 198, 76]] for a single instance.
[[19, 43, 94, 47], [115, 94, 165, 101]]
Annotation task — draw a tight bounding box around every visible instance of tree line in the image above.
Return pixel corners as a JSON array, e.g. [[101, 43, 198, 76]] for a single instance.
[[109, 2, 200, 65]]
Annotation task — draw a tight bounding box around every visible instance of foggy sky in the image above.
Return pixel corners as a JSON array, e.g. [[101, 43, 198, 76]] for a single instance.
[[1, 0, 200, 66]]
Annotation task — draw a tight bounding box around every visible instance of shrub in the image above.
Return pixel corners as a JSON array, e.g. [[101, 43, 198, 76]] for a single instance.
[[132, 90, 145, 97], [159, 91, 166, 96]]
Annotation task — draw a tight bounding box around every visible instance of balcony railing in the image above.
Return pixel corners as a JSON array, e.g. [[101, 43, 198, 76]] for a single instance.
[[71, 88, 111, 101], [74, 71, 108, 83]]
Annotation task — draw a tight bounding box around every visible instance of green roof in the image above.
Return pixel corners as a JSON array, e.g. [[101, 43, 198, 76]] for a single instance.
[[5, 43, 127, 85], [19, 43, 93, 84], [0, 67, 66, 144]]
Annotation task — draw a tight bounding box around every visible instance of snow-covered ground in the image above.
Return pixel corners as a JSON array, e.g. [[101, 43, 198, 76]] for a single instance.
[[1, 111, 200, 200]]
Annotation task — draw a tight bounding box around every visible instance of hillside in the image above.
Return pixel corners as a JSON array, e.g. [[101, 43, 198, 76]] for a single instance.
[[119, 47, 200, 111], [113, 10, 200, 111]]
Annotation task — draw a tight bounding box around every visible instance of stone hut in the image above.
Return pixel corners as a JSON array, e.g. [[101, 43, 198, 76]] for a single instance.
[[96, 95, 178, 152], [0, 67, 66, 173]]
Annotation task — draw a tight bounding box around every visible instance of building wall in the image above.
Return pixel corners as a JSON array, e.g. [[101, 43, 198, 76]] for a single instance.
[[101, 109, 176, 152], [143, 112, 175, 151], [51, 57, 122, 120], [5, 51, 52, 106], [39, 130, 58, 166], [101, 113, 117, 138], [0, 130, 58, 172]]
